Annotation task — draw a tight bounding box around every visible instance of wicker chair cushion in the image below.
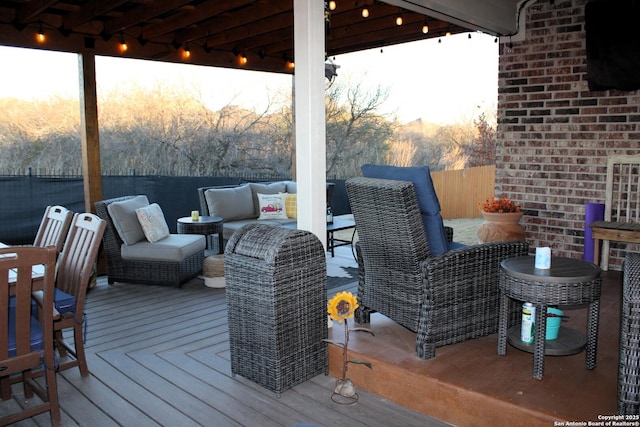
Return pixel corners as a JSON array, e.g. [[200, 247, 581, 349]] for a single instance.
[[361, 164, 451, 256], [106, 195, 149, 245], [121, 234, 205, 262], [204, 184, 255, 221]]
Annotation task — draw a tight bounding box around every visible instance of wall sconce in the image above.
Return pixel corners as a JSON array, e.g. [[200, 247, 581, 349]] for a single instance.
[[36, 23, 45, 43]]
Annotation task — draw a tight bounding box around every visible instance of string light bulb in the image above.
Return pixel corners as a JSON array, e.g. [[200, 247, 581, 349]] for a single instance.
[[182, 45, 191, 59], [421, 21, 429, 34], [329, 1, 336, 10], [395, 14, 403, 26], [36, 23, 45, 43], [119, 34, 127, 52], [239, 53, 248, 65], [287, 59, 295, 70], [362, 6, 369, 18]]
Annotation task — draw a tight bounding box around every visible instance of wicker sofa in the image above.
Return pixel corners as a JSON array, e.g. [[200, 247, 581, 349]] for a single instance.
[[197, 181, 334, 241], [347, 175, 529, 359], [95, 195, 205, 287]]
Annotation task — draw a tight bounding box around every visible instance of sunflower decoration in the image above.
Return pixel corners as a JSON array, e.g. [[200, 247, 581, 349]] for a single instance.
[[327, 291, 359, 323], [325, 291, 373, 405]]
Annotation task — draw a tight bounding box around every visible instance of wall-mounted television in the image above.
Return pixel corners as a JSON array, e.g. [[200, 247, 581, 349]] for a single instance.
[[586, 0, 640, 91]]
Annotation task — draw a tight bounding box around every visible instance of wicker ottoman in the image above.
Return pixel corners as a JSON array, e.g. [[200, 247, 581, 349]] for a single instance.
[[202, 254, 225, 288], [225, 223, 328, 396]]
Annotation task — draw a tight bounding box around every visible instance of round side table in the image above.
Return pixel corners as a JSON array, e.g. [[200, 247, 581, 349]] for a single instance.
[[497, 256, 601, 379], [177, 216, 224, 254]]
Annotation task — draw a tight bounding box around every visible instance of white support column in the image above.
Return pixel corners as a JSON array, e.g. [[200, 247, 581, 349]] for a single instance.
[[294, 0, 327, 249]]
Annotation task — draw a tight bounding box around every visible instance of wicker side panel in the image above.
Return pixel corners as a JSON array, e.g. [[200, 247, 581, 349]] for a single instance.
[[417, 241, 530, 359], [346, 177, 430, 332], [619, 253, 640, 415], [225, 224, 328, 395], [95, 197, 131, 281]]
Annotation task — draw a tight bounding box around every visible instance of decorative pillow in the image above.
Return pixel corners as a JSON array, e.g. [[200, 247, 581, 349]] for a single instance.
[[135, 203, 170, 243], [283, 192, 297, 218], [205, 184, 254, 221], [106, 195, 149, 245], [257, 193, 288, 220], [249, 182, 287, 217]]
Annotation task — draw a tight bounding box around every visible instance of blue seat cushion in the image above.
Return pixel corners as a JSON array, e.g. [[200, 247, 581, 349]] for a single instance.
[[9, 288, 75, 316], [8, 310, 43, 356], [53, 288, 76, 314], [361, 164, 463, 256]]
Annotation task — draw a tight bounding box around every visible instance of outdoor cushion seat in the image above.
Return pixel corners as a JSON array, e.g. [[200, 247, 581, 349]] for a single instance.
[[120, 234, 204, 262]]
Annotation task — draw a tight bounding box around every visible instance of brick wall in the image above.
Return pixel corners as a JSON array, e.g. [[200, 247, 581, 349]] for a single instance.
[[496, 0, 640, 270]]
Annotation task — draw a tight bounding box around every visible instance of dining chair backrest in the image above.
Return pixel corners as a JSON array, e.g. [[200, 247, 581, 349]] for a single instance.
[[56, 213, 106, 315], [53, 212, 106, 377], [33, 205, 73, 253], [0, 245, 61, 426]]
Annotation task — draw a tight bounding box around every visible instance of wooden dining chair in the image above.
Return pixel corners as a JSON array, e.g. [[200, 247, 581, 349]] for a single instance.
[[53, 212, 106, 376], [33, 205, 73, 254], [0, 246, 61, 426]]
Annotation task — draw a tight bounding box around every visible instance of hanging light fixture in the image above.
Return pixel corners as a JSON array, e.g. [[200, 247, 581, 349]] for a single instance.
[[239, 53, 248, 65], [395, 12, 403, 26], [362, 6, 369, 18], [36, 22, 45, 43], [182, 45, 191, 59], [421, 19, 429, 34], [119, 34, 127, 52], [329, 1, 336, 10]]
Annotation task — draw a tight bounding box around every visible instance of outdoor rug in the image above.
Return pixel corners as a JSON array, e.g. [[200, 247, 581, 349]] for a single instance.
[[327, 266, 359, 290]]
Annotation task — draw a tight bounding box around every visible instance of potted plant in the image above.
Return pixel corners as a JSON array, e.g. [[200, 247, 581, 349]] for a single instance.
[[477, 196, 526, 243]]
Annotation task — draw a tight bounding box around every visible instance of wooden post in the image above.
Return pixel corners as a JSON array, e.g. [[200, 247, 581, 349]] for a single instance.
[[78, 50, 103, 213]]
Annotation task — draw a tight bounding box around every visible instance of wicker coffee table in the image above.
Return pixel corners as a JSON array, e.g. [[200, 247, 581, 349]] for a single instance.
[[497, 255, 601, 379], [177, 216, 224, 254]]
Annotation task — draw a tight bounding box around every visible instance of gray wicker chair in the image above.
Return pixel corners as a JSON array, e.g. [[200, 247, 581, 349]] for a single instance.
[[619, 252, 640, 414], [346, 177, 529, 359], [95, 196, 204, 287]]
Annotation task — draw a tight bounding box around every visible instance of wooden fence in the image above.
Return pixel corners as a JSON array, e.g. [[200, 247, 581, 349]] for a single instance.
[[431, 165, 496, 219]]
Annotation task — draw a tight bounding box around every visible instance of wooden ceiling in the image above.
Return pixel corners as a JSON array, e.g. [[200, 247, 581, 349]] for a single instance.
[[0, 0, 473, 74]]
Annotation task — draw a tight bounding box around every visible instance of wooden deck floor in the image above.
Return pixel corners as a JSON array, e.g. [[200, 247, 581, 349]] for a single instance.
[[1, 247, 449, 427], [1, 242, 625, 426]]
